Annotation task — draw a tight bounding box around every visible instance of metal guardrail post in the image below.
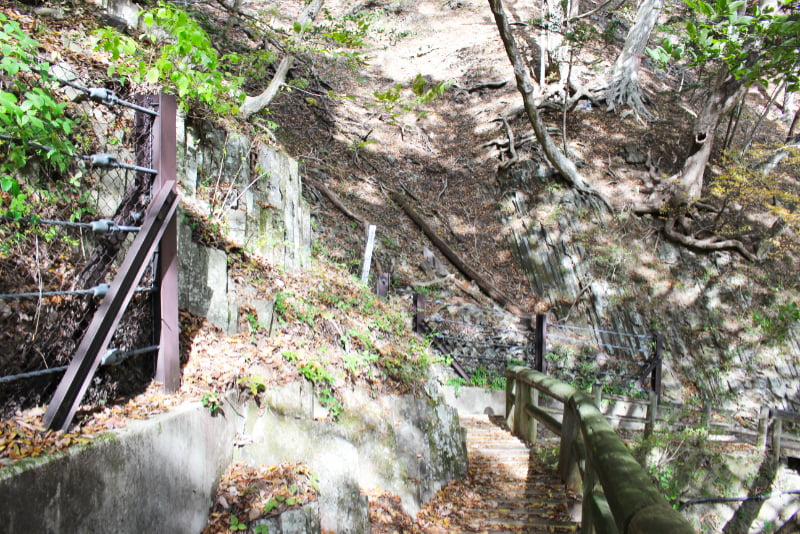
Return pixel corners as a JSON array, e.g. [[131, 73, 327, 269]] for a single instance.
[[151, 92, 180, 392], [43, 186, 180, 430]]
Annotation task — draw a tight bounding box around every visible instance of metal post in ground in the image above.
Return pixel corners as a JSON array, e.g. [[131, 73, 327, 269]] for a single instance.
[[535, 313, 547, 373], [151, 92, 180, 392]]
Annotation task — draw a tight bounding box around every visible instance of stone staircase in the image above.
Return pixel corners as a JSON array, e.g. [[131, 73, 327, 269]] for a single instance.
[[416, 414, 579, 533]]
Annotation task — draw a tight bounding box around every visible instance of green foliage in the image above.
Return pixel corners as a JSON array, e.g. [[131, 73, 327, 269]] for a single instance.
[[706, 149, 800, 258], [0, 14, 84, 219], [228, 515, 247, 531], [246, 313, 264, 334], [201, 392, 223, 415], [93, 4, 244, 114], [649, 0, 800, 91], [297, 360, 342, 417], [273, 290, 288, 323], [237, 375, 267, 397], [371, 74, 452, 124], [753, 301, 800, 344]]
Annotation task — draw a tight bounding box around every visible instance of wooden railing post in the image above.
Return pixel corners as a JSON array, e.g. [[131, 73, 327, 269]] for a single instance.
[[644, 391, 658, 439], [535, 313, 547, 373], [515, 380, 528, 438], [581, 462, 597, 534], [529, 388, 539, 443], [413, 293, 426, 333], [592, 383, 602, 409], [757, 407, 770, 452], [558, 399, 582, 493], [505, 372, 516, 428]]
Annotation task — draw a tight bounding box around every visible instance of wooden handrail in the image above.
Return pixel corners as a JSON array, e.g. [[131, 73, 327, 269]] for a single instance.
[[506, 366, 694, 534]]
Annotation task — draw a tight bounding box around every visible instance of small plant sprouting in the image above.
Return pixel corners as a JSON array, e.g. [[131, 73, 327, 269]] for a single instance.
[[201, 392, 223, 415], [237, 375, 267, 397], [229, 514, 247, 531]]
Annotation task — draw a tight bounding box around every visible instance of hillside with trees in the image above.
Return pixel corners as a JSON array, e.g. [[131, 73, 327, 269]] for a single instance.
[[1, 0, 799, 530]]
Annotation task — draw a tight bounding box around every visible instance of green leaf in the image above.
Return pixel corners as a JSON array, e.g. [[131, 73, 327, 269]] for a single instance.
[[1, 177, 18, 193], [145, 67, 160, 84]]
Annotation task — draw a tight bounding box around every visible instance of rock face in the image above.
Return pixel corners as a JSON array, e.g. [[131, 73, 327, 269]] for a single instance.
[[498, 168, 800, 414], [237, 382, 468, 533], [175, 118, 311, 333], [253, 503, 321, 534]]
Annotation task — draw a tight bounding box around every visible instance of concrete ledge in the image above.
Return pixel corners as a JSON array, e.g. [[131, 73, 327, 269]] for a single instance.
[[0, 401, 242, 534], [440, 386, 505, 416]]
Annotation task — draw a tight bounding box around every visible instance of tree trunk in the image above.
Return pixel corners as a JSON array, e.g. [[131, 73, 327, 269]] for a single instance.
[[240, 0, 325, 119], [675, 71, 748, 202], [390, 190, 525, 314], [488, 0, 611, 208], [604, 0, 663, 121]]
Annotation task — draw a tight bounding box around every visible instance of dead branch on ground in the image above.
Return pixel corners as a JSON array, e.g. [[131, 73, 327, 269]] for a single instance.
[[304, 175, 368, 226], [390, 190, 525, 314]]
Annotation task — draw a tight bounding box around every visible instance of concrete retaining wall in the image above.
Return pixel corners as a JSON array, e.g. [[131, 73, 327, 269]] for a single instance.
[[0, 403, 242, 534]]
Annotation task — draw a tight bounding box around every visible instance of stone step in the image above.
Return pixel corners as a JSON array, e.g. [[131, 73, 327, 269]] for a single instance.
[[416, 414, 579, 532]]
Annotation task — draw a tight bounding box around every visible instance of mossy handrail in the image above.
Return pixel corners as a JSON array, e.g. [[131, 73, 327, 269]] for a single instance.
[[505, 366, 694, 534]]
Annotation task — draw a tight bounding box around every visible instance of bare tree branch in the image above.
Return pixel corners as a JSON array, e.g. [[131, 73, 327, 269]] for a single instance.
[[240, 0, 325, 120], [488, 0, 612, 210]]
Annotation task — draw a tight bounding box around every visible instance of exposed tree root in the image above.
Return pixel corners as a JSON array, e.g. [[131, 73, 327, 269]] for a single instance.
[[240, 0, 324, 119], [663, 217, 756, 262], [605, 62, 656, 123]]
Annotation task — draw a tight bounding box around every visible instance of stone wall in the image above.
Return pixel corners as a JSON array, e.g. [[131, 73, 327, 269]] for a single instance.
[[237, 383, 468, 533], [0, 402, 241, 534], [176, 117, 311, 333]]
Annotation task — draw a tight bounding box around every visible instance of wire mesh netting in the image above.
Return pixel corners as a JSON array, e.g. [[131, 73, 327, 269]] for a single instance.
[[422, 299, 656, 396], [425, 299, 534, 372], [0, 57, 161, 418], [545, 322, 655, 397]]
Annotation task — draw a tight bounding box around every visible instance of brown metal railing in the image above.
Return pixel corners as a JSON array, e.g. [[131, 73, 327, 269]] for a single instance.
[[43, 93, 180, 431]]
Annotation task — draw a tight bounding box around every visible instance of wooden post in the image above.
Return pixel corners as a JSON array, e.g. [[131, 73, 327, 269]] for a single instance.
[[592, 383, 603, 409], [505, 372, 516, 428], [530, 388, 539, 443], [581, 462, 597, 534], [360, 224, 376, 285], [756, 407, 770, 452], [644, 391, 658, 439], [701, 401, 712, 428], [773, 417, 783, 461], [376, 272, 390, 297], [515, 381, 528, 438], [412, 293, 426, 333], [535, 313, 548, 373], [558, 399, 582, 493]]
